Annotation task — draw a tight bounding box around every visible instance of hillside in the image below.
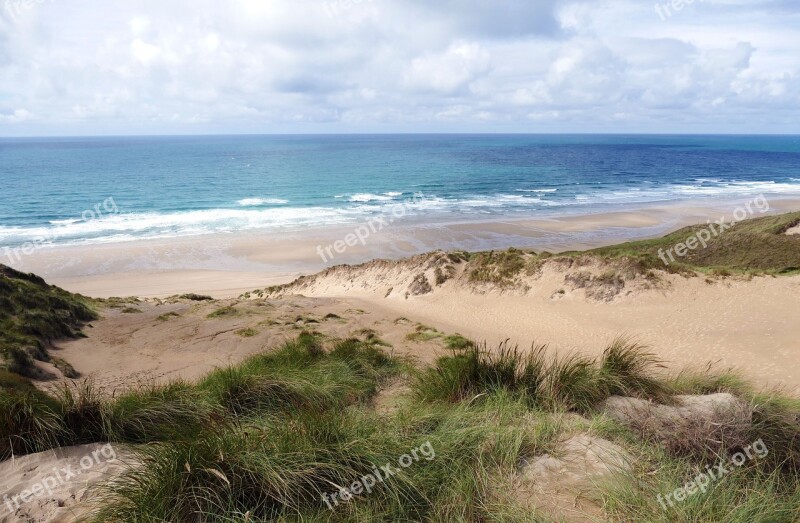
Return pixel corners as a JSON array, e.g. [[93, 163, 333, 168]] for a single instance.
[[0, 264, 97, 382], [254, 211, 800, 303]]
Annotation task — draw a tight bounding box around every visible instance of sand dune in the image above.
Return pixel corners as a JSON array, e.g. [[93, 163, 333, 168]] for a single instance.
[[42, 252, 800, 394], [262, 253, 800, 390]]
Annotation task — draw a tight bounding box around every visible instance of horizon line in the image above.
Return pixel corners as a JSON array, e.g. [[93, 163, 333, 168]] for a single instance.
[[2, 131, 800, 140]]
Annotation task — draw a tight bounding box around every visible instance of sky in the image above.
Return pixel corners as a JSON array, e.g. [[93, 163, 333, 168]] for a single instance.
[[0, 0, 798, 136]]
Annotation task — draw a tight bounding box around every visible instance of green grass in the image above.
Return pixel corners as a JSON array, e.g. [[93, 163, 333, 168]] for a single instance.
[[0, 264, 97, 379], [443, 333, 475, 350], [405, 324, 442, 342], [467, 248, 531, 286], [206, 305, 240, 319], [235, 327, 258, 337], [584, 211, 800, 275], [178, 293, 214, 301], [415, 338, 670, 413], [156, 311, 180, 322], [1, 330, 797, 522]]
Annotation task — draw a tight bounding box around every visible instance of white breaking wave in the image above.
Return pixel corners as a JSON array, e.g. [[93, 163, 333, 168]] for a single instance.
[[237, 198, 289, 206], [673, 180, 800, 196], [5, 180, 800, 248], [348, 193, 396, 202]]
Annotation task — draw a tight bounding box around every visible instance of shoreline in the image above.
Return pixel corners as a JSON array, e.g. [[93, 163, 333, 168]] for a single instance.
[[7, 196, 800, 298]]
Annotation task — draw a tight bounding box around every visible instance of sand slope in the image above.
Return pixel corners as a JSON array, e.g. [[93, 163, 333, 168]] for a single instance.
[[263, 253, 800, 390]]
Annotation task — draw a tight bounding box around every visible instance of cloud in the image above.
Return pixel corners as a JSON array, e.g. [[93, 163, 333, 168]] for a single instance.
[[0, 0, 797, 134], [404, 42, 492, 94]]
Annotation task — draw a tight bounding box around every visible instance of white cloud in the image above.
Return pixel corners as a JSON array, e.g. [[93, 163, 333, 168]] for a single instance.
[[404, 42, 492, 94], [0, 0, 797, 134]]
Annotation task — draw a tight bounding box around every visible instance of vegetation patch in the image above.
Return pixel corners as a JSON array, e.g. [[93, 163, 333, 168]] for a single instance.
[[0, 264, 96, 380], [235, 327, 258, 338], [206, 306, 240, 319], [178, 293, 214, 301], [584, 211, 800, 275], [156, 312, 180, 322], [406, 324, 442, 342]]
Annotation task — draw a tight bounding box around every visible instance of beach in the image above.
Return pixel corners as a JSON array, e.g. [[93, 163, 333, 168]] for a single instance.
[[5, 196, 790, 395], [12, 197, 800, 299]]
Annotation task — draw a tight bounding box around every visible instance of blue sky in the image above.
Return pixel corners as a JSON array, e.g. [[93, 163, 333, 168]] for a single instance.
[[0, 0, 798, 136]]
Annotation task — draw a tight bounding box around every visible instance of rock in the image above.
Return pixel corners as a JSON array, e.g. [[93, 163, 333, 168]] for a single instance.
[[603, 393, 753, 457], [515, 434, 632, 522]]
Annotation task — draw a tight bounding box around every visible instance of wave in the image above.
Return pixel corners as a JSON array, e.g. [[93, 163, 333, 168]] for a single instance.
[[672, 180, 800, 196], [4, 179, 800, 248], [237, 198, 289, 206], [348, 193, 398, 203]]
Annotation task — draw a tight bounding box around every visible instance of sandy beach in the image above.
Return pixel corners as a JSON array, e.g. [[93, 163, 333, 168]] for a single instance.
[[11, 197, 800, 299]]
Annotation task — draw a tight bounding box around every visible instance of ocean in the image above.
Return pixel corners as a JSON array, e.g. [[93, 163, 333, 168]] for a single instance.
[[1, 134, 799, 248]]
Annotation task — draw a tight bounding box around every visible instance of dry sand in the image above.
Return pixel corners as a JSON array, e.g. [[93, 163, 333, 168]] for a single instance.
[[44, 296, 451, 392], [262, 257, 800, 391], [0, 444, 132, 523], [39, 258, 800, 393]]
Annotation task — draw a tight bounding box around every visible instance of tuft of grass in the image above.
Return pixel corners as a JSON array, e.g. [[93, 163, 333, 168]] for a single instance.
[[156, 311, 180, 322], [416, 339, 672, 413], [0, 382, 64, 459], [206, 306, 239, 319], [414, 342, 548, 404], [599, 337, 669, 401], [178, 293, 214, 301], [235, 327, 258, 338], [406, 324, 442, 342], [51, 357, 80, 379], [467, 248, 529, 287], [670, 364, 753, 396], [443, 334, 474, 351]]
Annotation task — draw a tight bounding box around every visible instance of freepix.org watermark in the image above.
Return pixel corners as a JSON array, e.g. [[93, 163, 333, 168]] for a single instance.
[[322, 440, 435, 509], [657, 439, 768, 510], [2, 197, 119, 266], [3, 444, 118, 516], [655, 0, 705, 21], [316, 192, 426, 264], [3, 0, 54, 23], [657, 195, 770, 266]]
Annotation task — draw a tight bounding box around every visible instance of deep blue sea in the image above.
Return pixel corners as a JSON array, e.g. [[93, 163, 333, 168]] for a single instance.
[[1, 134, 800, 248]]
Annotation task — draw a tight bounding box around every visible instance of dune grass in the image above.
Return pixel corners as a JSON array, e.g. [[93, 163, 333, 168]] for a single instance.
[[1, 332, 798, 521], [445, 212, 800, 293], [0, 264, 97, 379], [585, 210, 800, 275], [415, 337, 668, 412]]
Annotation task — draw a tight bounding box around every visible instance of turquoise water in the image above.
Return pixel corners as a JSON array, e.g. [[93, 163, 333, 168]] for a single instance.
[[1, 134, 799, 248]]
